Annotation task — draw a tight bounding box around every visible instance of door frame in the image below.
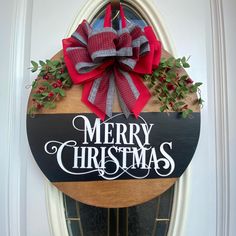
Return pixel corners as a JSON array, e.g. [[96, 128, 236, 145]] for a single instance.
[[1, 0, 234, 235]]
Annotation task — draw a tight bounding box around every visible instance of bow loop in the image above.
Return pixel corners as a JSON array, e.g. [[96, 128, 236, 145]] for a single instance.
[[88, 28, 117, 63]]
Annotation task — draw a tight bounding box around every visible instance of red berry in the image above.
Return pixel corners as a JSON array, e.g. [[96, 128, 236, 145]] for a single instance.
[[57, 80, 62, 87], [36, 90, 41, 94], [32, 99, 36, 102], [186, 78, 193, 84], [39, 87, 45, 91], [36, 103, 43, 109], [52, 83, 58, 88], [48, 92, 54, 98], [43, 75, 49, 80], [159, 77, 166, 83], [169, 102, 174, 107], [167, 83, 175, 91]]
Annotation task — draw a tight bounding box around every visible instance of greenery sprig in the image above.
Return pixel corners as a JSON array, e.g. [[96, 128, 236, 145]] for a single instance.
[[28, 58, 72, 115], [28, 56, 203, 118], [144, 56, 203, 118]]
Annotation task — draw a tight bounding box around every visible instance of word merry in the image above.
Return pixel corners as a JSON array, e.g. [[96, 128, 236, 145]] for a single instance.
[[73, 115, 153, 149]]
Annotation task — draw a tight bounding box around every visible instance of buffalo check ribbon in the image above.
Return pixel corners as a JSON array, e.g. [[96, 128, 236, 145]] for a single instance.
[[62, 4, 161, 120]]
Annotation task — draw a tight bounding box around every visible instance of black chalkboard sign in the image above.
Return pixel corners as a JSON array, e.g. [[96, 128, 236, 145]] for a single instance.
[[27, 112, 200, 182]]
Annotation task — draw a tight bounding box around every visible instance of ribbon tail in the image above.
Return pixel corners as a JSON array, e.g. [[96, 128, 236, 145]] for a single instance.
[[114, 69, 151, 118], [117, 91, 131, 118], [130, 73, 152, 118], [82, 80, 106, 121], [82, 71, 116, 120], [105, 73, 115, 117]]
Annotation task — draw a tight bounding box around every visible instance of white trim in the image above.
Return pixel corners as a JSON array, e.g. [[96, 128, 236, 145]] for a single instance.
[[1, 0, 231, 235], [6, 0, 33, 235], [47, 1, 187, 236], [46, 183, 69, 236], [209, 1, 230, 236], [168, 170, 190, 236]]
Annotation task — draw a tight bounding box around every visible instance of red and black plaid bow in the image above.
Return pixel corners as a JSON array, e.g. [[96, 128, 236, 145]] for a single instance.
[[63, 4, 161, 120]]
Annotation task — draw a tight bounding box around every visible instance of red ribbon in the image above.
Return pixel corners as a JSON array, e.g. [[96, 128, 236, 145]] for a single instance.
[[62, 4, 161, 120]]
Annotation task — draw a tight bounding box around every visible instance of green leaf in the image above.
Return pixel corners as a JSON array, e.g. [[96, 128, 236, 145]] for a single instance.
[[160, 105, 167, 112], [195, 82, 203, 87], [31, 68, 38, 73], [181, 56, 187, 63], [161, 58, 166, 64], [179, 81, 184, 87], [41, 81, 53, 90], [52, 88, 60, 94], [42, 92, 49, 97], [180, 75, 188, 81], [46, 59, 54, 69], [153, 70, 159, 77], [39, 71, 46, 77], [56, 74, 62, 79], [167, 57, 175, 67], [52, 60, 60, 66], [39, 60, 46, 66], [163, 85, 169, 93], [190, 85, 198, 93], [181, 109, 193, 118], [58, 89, 65, 97], [44, 102, 56, 109], [64, 79, 73, 88], [167, 70, 177, 79], [32, 93, 44, 100], [176, 87, 182, 94], [175, 101, 185, 107], [175, 59, 182, 68], [28, 106, 37, 115], [61, 73, 69, 79], [52, 88, 65, 96], [183, 62, 190, 68], [32, 80, 38, 89], [144, 75, 151, 81], [198, 98, 205, 105], [31, 60, 38, 69]]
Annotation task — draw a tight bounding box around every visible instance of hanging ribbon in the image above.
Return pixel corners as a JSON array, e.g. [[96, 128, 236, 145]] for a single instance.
[[62, 4, 162, 120]]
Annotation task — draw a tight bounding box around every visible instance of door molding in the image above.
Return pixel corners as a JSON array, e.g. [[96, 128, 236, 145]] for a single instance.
[[209, 0, 230, 236], [2, 0, 232, 236], [2, 0, 33, 235]]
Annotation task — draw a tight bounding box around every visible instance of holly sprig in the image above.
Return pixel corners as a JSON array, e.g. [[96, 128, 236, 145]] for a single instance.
[[28, 58, 72, 115], [144, 56, 203, 118]]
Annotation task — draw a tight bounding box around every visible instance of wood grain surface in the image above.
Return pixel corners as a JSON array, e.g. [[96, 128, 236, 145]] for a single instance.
[[54, 178, 177, 208], [28, 49, 200, 208]]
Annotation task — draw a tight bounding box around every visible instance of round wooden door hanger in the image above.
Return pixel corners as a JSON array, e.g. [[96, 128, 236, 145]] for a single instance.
[[27, 4, 201, 208]]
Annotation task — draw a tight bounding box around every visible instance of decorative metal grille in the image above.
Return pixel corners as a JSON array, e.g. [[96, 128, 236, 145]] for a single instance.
[[64, 186, 174, 236]]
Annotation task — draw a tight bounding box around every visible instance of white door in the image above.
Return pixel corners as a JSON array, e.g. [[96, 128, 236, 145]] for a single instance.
[[1, 0, 235, 236]]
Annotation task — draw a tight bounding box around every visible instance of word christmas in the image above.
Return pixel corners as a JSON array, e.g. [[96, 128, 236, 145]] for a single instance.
[[44, 114, 175, 180]]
